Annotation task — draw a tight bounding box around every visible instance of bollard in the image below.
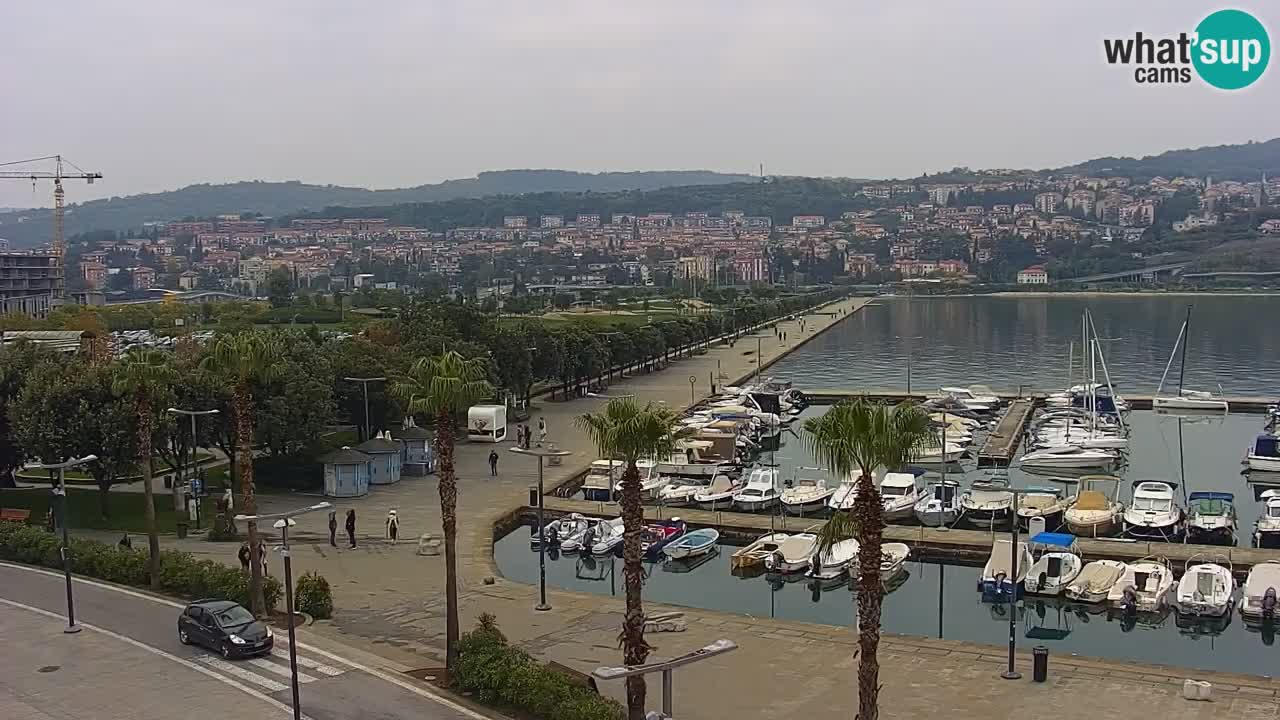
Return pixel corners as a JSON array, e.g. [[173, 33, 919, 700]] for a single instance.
[[1032, 646, 1049, 683]]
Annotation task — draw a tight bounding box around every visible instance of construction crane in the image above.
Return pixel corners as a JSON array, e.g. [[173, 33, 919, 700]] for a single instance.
[[0, 155, 103, 258]]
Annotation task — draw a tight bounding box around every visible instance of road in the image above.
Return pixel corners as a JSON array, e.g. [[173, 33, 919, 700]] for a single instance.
[[0, 562, 493, 720]]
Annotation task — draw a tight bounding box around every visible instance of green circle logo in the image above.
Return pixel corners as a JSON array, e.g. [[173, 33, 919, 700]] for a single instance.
[[1192, 9, 1270, 90]]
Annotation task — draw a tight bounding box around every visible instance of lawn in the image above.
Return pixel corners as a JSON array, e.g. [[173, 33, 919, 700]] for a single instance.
[[16, 452, 218, 484], [0, 486, 217, 534]]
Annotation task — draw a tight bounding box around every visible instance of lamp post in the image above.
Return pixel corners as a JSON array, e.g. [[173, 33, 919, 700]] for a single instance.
[[234, 502, 332, 720], [35, 454, 98, 634], [997, 487, 1033, 680], [342, 377, 385, 442], [511, 445, 572, 611], [167, 408, 219, 525], [592, 639, 739, 719], [895, 335, 923, 395]]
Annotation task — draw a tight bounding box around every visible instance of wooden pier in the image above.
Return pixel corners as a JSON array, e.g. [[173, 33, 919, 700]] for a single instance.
[[805, 389, 1275, 413], [975, 398, 1035, 467]]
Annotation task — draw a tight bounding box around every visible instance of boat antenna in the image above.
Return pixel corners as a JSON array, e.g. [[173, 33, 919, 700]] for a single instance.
[[1177, 305, 1193, 396], [1087, 312, 1126, 432]]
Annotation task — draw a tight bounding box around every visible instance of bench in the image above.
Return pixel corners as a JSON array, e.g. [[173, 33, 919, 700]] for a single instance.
[[0, 508, 32, 523]]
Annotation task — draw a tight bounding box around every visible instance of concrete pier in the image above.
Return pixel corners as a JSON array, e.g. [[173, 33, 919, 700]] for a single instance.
[[975, 398, 1035, 467]]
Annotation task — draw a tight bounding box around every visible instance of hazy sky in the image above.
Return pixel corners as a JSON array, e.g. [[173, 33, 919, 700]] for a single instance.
[[2, 1, 1277, 207]]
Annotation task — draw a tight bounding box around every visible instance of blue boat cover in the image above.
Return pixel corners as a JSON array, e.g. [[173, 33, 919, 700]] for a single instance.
[[1030, 532, 1076, 547], [1255, 434, 1280, 457], [1188, 491, 1235, 502]]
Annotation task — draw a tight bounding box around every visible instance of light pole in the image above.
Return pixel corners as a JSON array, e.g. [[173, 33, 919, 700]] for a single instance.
[[342, 377, 385, 442], [592, 639, 739, 719], [895, 335, 923, 394], [234, 502, 332, 720], [35, 454, 98, 634], [167, 408, 219, 524], [997, 487, 1032, 680], [511, 445, 571, 611]]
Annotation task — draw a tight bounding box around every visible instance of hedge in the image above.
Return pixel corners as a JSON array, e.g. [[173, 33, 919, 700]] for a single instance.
[[0, 521, 282, 612], [453, 615, 623, 720], [294, 571, 333, 619]]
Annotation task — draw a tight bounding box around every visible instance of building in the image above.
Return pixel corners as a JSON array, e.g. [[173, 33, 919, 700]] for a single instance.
[[132, 266, 157, 290], [576, 214, 601, 228], [81, 261, 107, 289], [1017, 265, 1049, 285], [732, 256, 768, 284], [791, 215, 826, 228], [540, 215, 564, 229], [1034, 192, 1062, 214], [502, 216, 528, 229], [676, 256, 713, 280], [0, 252, 63, 317], [238, 256, 268, 294], [178, 270, 200, 290]]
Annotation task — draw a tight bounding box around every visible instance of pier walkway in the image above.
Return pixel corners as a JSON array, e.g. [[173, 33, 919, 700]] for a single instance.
[[976, 398, 1035, 467], [807, 389, 1276, 413]]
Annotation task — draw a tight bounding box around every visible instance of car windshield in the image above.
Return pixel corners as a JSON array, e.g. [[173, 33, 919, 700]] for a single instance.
[[214, 606, 254, 626]]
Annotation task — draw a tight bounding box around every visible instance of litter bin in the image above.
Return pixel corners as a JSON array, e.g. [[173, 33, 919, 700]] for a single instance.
[[176, 521, 189, 540], [1032, 646, 1049, 683], [547, 444, 563, 466]]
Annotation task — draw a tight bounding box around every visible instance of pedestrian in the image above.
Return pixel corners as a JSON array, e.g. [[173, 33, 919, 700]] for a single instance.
[[328, 510, 338, 548], [515, 424, 524, 447], [385, 509, 399, 544], [538, 416, 547, 446], [237, 542, 250, 573], [522, 424, 531, 450], [258, 542, 269, 576], [489, 449, 499, 476], [345, 509, 357, 548], [118, 532, 132, 550]]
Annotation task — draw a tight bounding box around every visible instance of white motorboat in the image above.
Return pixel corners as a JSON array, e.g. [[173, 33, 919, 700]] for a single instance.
[[581, 459, 625, 501], [1185, 491, 1237, 546], [1023, 532, 1084, 596], [937, 386, 1000, 412], [879, 472, 925, 522], [1246, 432, 1280, 473], [532, 513, 589, 547], [1033, 428, 1128, 451], [1253, 490, 1280, 549], [827, 476, 859, 512], [693, 472, 742, 511], [588, 517, 627, 556], [1174, 555, 1235, 618], [1238, 561, 1280, 627], [731, 532, 789, 571], [561, 517, 623, 554], [656, 440, 732, 478], [763, 532, 819, 574], [915, 443, 967, 465], [613, 466, 671, 500], [780, 476, 836, 516], [663, 528, 719, 560], [930, 413, 981, 430], [914, 479, 961, 527], [732, 466, 783, 512], [805, 538, 859, 581], [1065, 560, 1127, 603], [1123, 481, 1184, 540], [1021, 445, 1118, 471], [1015, 484, 1072, 530], [961, 479, 1014, 529], [1152, 306, 1228, 413], [656, 477, 707, 507], [879, 543, 911, 583], [980, 539, 1033, 600], [1107, 557, 1175, 613], [1063, 476, 1124, 538]]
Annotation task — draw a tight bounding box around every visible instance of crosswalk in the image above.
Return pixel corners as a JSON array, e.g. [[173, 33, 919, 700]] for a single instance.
[[193, 642, 347, 694]]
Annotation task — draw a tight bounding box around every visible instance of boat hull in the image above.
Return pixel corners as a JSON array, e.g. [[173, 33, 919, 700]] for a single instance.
[[963, 507, 1011, 529], [1064, 512, 1122, 538], [695, 495, 735, 511], [1254, 528, 1280, 549], [734, 498, 779, 513], [1187, 524, 1236, 546], [915, 506, 958, 527], [582, 487, 612, 502], [781, 499, 831, 515], [1153, 397, 1228, 412], [1248, 455, 1280, 473]]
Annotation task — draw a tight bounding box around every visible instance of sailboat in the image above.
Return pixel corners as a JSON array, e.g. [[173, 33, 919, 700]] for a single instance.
[[1152, 306, 1228, 413]]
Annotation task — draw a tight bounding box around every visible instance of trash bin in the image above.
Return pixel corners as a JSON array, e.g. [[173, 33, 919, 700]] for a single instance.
[[176, 521, 188, 540], [547, 444, 563, 466], [1032, 646, 1049, 683]]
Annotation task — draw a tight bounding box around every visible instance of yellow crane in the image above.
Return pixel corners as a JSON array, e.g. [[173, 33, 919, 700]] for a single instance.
[[0, 155, 103, 259]]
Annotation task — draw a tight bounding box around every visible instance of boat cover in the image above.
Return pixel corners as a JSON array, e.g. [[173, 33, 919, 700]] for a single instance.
[[1255, 434, 1280, 457], [1075, 491, 1109, 511], [1031, 532, 1076, 547], [1188, 491, 1234, 502]]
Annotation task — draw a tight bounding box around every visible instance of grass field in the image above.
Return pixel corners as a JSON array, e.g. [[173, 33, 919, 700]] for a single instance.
[[0, 486, 216, 533], [16, 452, 218, 484]]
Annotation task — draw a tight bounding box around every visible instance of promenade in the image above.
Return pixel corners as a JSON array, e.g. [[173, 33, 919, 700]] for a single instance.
[[73, 294, 1280, 719]]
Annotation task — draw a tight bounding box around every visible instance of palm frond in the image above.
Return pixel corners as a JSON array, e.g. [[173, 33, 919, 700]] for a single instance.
[[574, 397, 684, 464], [392, 351, 493, 417]]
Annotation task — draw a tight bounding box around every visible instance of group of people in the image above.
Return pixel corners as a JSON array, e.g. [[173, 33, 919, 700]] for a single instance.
[[236, 507, 403, 573], [487, 415, 550, 476]]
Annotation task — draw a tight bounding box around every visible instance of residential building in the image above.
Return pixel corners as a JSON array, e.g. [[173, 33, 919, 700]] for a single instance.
[[502, 216, 528, 229], [0, 252, 63, 317], [732, 255, 768, 283], [791, 215, 825, 228], [676, 255, 713, 280], [178, 270, 200, 290], [1034, 192, 1062, 214], [132, 266, 157, 290], [1017, 265, 1049, 284], [238, 256, 268, 294], [540, 215, 564, 229], [81, 261, 107, 288], [576, 214, 601, 228]]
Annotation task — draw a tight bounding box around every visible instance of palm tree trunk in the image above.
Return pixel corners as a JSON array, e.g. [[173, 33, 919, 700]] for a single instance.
[[619, 461, 650, 720], [435, 409, 461, 670], [137, 400, 160, 590], [234, 386, 264, 616], [852, 472, 884, 720]]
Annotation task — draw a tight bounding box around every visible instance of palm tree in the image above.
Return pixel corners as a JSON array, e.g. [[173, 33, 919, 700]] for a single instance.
[[200, 331, 283, 616], [575, 398, 689, 720], [802, 399, 933, 720], [392, 350, 491, 670], [111, 348, 175, 591]]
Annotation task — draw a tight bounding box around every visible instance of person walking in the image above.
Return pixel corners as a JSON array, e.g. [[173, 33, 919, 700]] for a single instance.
[[328, 510, 338, 548], [488, 449, 499, 476], [385, 509, 399, 544], [537, 416, 547, 446], [521, 425, 531, 450], [257, 542, 269, 576], [237, 542, 250, 573], [515, 424, 524, 447], [345, 509, 357, 548]]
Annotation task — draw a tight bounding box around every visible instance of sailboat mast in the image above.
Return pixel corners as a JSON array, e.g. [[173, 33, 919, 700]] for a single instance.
[[1087, 311, 1126, 431], [1177, 305, 1192, 395]]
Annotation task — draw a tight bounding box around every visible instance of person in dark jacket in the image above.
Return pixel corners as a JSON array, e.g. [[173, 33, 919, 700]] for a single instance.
[[345, 509, 357, 548], [488, 450, 499, 476], [328, 510, 338, 547], [237, 542, 250, 572]]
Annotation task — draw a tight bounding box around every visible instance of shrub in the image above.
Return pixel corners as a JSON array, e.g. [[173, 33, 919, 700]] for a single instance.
[[0, 521, 283, 612], [294, 571, 333, 619], [453, 616, 623, 720]]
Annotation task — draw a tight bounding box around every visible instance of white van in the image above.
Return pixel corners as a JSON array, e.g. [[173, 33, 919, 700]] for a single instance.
[[467, 404, 508, 443]]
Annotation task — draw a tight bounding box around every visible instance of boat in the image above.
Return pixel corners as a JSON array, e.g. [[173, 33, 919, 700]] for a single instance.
[[1174, 554, 1235, 619], [1023, 532, 1083, 596], [531, 513, 589, 548], [1152, 306, 1229, 413], [730, 532, 789, 571], [805, 538, 859, 582], [1238, 561, 1280, 627], [914, 479, 961, 527], [1021, 445, 1118, 471], [581, 460, 624, 501], [560, 517, 624, 554], [1246, 433, 1280, 473], [879, 472, 926, 522], [732, 466, 783, 512], [1253, 490, 1280, 548], [879, 543, 911, 583], [693, 472, 742, 511], [1123, 481, 1184, 541], [1185, 491, 1238, 546], [1065, 560, 1127, 603], [613, 464, 671, 500], [961, 478, 1013, 529], [1062, 475, 1124, 537], [979, 538, 1033, 601], [780, 476, 835, 515], [826, 475, 860, 512], [937, 386, 1000, 412], [656, 440, 732, 478], [763, 532, 819, 574], [914, 442, 967, 465], [656, 477, 707, 507], [1015, 484, 1072, 530], [1107, 557, 1175, 613], [662, 528, 719, 560], [641, 519, 686, 560]]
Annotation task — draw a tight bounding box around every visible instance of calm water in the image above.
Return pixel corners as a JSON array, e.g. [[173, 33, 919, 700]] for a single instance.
[[770, 295, 1280, 395]]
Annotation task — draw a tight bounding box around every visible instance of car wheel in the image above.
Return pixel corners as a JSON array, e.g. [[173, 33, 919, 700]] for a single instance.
[[220, 643, 232, 659], [178, 628, 190, 645]]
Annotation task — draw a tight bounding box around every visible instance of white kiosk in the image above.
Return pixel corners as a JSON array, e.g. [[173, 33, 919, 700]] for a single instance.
[[467, 404, 508, 443]]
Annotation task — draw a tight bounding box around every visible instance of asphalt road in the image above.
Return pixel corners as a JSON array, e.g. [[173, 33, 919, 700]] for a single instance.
[[0, 562, 488, 720]]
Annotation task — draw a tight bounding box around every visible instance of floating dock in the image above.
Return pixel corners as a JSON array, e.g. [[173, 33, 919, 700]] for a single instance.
[[975, 398, 1035, 467], [805, 389, 1275, 413]]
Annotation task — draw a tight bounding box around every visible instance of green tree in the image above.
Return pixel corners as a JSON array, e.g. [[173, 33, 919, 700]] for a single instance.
[[392, 351, 492, 670], [801, 400, 934, 720], [0, 342, 63, 488], [267, 267, 293, 308], [575, 399, 689, 720], [200, 331, 284, 615]]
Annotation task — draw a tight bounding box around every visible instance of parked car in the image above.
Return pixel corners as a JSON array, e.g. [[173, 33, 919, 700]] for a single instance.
[[177, 599, 273, 659]]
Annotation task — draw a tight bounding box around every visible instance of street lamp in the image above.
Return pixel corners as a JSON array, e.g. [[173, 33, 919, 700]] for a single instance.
[[234, 502, 332, 720], [167, 407, 220, 525], [342, 377, 386, 442], [895, 335, 923, 394], [511, 445, 572, 611], [592, 639, 739, 719], [34, 454, 98, 634]]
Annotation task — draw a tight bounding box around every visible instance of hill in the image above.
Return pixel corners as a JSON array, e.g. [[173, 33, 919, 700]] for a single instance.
[[0, 169, 752, 247], [1052, 138, 1280, 182]]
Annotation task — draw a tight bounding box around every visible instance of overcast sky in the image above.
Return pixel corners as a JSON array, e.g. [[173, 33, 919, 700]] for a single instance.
[[2, 1, 1276, 207]]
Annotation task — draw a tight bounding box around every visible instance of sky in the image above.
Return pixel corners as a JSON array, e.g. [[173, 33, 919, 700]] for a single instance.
[[1, 1, 1277, 207]]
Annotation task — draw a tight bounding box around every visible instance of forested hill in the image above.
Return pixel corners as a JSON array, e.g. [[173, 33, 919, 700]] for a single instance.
[[1052, 138, 1280, 182], [0, 169, 752, 247]]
